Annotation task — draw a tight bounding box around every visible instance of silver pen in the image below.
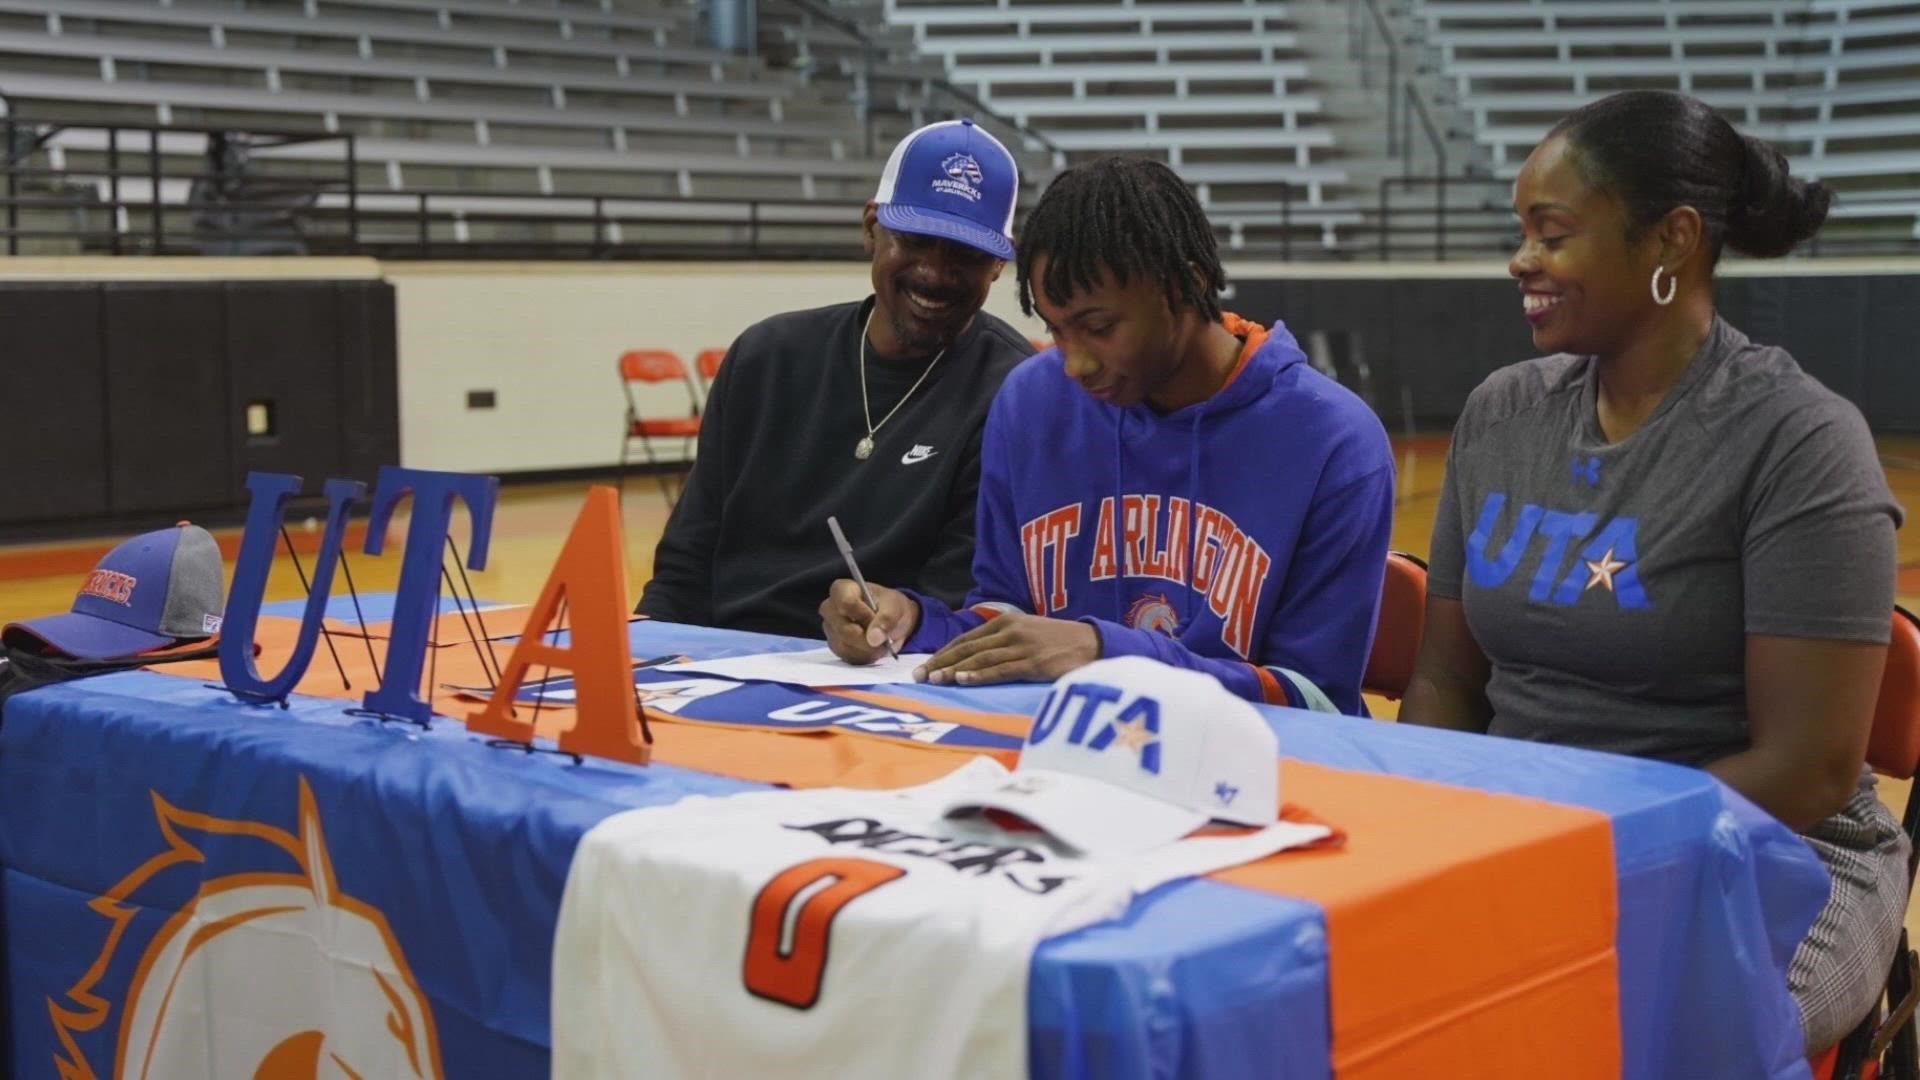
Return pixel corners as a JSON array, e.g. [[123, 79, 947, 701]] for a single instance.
[[827, 515, 900, 660]]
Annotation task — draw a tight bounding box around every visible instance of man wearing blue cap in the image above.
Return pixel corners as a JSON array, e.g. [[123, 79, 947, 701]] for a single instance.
[[639, 119, 1034, 638]]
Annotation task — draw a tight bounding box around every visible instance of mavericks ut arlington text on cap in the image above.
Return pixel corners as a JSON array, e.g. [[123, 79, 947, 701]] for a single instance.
[[3, 523, 225, 660], [872, 118, 1019, 262]]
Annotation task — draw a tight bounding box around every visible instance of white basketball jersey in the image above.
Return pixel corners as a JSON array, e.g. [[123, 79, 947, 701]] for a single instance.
[[551, 759, 1328, 1080]]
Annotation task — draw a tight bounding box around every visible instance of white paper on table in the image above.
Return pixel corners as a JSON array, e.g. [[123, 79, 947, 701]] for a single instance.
[[655, 647, 932, 687]]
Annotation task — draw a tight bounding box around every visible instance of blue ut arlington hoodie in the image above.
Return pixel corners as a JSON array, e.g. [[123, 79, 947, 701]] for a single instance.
[[904, 314, 1396, 712]]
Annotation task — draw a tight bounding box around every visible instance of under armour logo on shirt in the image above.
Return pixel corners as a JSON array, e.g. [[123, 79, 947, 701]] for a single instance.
[[1570, 456, 1602, 488]]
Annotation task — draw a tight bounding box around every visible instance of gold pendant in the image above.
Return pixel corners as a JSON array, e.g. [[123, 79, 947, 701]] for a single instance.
[[855, 436, 874, 460]]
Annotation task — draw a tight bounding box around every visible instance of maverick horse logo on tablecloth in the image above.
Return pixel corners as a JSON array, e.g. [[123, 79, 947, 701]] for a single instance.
[[47, 778, 444, 1080]]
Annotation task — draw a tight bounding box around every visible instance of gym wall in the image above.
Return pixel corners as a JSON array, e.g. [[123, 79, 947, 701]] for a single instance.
[[4, 256, 1915, 538]]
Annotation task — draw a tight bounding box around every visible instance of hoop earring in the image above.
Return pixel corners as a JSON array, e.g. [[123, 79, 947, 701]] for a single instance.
[[1651, 265, 1677, 306]]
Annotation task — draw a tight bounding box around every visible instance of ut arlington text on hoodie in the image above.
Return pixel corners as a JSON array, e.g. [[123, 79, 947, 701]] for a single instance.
[[904, 314, 1396, 713]]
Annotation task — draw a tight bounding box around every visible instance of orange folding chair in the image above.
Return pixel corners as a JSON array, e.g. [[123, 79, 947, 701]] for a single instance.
[[695, 348, 726, 398], [618, 349, 703, 507], [1819, 606, 1920, 1080], [1362, 551, 1428, 701]]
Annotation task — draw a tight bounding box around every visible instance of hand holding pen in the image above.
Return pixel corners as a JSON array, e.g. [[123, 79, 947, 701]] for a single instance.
[[821, 516, 919, 664]]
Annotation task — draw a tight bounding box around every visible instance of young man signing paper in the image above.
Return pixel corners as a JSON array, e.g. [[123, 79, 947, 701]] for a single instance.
[[819, 157, 1395, 712]]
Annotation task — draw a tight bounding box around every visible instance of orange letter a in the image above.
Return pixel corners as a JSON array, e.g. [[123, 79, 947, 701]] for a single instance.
[[468, 486, 650, 765]]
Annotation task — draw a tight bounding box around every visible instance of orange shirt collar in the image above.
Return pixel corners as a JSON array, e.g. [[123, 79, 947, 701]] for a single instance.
[[1214, 311, 1270, 398]]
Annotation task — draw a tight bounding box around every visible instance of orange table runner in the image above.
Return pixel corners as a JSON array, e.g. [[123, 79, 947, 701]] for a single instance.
[[1232, 760, 1621, 1078], [159, 615, 1622, 1076]]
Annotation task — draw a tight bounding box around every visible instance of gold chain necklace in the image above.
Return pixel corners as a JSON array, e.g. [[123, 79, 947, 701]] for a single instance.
[[856, 306, 947, 460]]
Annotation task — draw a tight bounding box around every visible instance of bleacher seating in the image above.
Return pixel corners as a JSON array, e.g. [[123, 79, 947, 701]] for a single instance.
[[748, 0, 1042, 167], [289, 0, 678, 42], [0, 68, 846, 160], [959, 60, 1310, 100], [891, 2, 1295, 35], [1414, 0, 1920, 241], [992, 91, 1324, 131], [0, 29, 789, 116], [9, 0, 1919, 256], [875, 0, 1349, 211], [0, 0, 718, 73], [0, 0, 1005, 253], [922, 31, 1304, 64]]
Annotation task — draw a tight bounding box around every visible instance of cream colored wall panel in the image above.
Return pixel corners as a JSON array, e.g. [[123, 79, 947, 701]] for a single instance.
[[386, 261, 1044, 473]]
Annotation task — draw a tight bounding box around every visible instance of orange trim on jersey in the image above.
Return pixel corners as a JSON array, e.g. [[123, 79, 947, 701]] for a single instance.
[[968, 605, 1009, 621], [1250, 665, 1288, 707], [1211, 760, 1621, 1079]]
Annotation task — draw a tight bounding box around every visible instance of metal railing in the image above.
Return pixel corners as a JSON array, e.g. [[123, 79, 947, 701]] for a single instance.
[[345, 189, 871, 260], [0, 117, 890, 259], [1354, 0, 1453, 178], [367, 182, 1531, 262], [1352, 0, 1403, 164], [1398, 83, 1451, 257], [0, 115, 887, 260], [9, 120, 1919, 261], [1375, 177, 1509, 261], [1254, 179, 1920, 261], [2, 116, 356, 255]]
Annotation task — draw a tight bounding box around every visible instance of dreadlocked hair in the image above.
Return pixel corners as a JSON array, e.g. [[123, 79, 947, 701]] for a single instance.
[[1015, 156, 1225, 322]]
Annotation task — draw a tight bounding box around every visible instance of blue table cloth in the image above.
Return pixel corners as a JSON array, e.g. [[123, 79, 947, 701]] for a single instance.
[[0, 613, 1826, 1079]]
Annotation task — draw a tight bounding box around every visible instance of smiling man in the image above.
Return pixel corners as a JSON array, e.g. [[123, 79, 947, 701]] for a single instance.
[[639, 119, 1033, 637], [821, 156, 1395, 712]]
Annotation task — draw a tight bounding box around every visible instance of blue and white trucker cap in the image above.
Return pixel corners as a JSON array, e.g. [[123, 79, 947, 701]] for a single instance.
[[873, 118, 1019, 261], [943, 657, 1281, 857], [4, 523, 225, 658]]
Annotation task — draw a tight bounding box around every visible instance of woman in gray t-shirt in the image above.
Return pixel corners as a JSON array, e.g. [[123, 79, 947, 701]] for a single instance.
[[1402, 90, 1907, 1055]]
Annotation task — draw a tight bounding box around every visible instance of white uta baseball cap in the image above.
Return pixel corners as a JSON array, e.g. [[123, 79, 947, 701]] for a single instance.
[[943, 656, 1280, 857]]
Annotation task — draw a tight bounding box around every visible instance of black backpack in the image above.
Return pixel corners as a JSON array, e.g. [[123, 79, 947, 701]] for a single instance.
[[0, 640, 221, 716]]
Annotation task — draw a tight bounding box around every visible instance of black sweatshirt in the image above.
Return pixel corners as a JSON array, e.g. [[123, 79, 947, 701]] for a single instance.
[[638, 297, 1032, 638]]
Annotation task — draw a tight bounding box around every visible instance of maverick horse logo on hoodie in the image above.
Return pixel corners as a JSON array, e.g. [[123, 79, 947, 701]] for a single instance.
[[1018, 496, 1272, 658]]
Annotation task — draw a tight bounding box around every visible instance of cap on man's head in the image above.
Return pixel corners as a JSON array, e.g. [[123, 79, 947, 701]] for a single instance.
[[3, 523, 225, 659], [872, 118, 1018, 261], [942, 657, 1280, 858]]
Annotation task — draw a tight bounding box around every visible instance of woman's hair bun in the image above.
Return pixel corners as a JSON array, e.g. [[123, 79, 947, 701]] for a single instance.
[[1726, 134, 1832, 258]]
